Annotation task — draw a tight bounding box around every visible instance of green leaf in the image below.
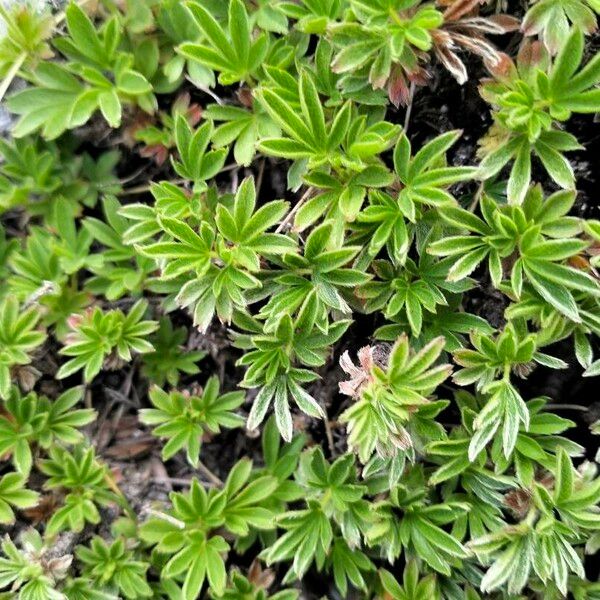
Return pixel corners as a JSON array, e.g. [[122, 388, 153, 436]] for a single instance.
[[554, 448, 574, 505], [299, 70, 326, 148], [65, 4, 106, 65], [99, 89, 122, 128]]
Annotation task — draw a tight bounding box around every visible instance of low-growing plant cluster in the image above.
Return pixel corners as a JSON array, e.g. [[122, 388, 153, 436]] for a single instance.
[[1, 0, 600, 598]]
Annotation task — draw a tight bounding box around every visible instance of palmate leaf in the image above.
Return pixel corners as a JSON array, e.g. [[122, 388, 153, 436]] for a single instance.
[[0, 532, 68, 599], [141, 218, 214, 279], [0, 386, 95, 476], [76, 537, 152, 600], [279, 0, 344, 34], [429, 188, 599, 321], [59, 4, 113, 68], [404, 510, 469, 575], [0, 473, 39, 525], [467, 379, 529, 461], [246, 369, 325, 442], [141, 317, 206, 386], [471, 488, 591, 595], [162, 532, 229, 599], [172, 116, 227, 190], [393, 130, 477, 218], [487, 397, 582, 486], [83, 195, 155, 300], [378, 561, 441, 600], [369, 473, 470, 574], [175, 265, 259, 332], [328, 1, 443, 100], [40, 445, 117, 536], [262, 503, 333, 579], [550, 449, 600, 531], [340, 335, 451, 462], [479, 30, 600, 203], [296, 447, 368, 532], [140, 377, 244, 467], [296, 165, 395, 229], [449, 324, 569, 460], [375, 307, 495, 356], [426, 398, 516, 504], [256, 66, 399, 177], [520, 254, 600, 323], [478, 131, 581, 205], [0, 296, 46, 399], [215, 177, 296, 264], [359, 256, 470, 336], [469, 447, 600, 595], [523, 0, 599, 54], [354, 188, 411, 264], [205, 103, 280, 166], [237, 299, 349, 440], [179, 0, 268, 85], [474, 528, 536, 594], [57, 301, 157, 382], [328, 538, 375, 595], [0, 3, 53, 87], [548, 29, 600, 116], [256, 69, 350, 164], [6, 63, 85, 140], [140, 461, 277, 598], [139, 177, 293, 332], [7, 2, 154, 140]]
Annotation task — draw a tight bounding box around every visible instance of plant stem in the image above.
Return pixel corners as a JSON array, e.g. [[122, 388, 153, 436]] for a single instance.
[[275, 187, 313, 233], [193, 84, 224, 105], [323, 415, 336, 458], [469, 181, 485, 212], [255, 159, 265, 197], [0, 52, 26, 104], [104, 471, 137, 521], [198, 460, 223, 486], [546, 403, 589, 412], [119, 163, 241, 195], [404, 82, 416, 133], [147, 509, 185, 529]]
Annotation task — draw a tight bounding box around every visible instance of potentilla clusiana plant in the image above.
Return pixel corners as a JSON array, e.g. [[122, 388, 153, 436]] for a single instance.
[[0, 0, 599, 599]]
